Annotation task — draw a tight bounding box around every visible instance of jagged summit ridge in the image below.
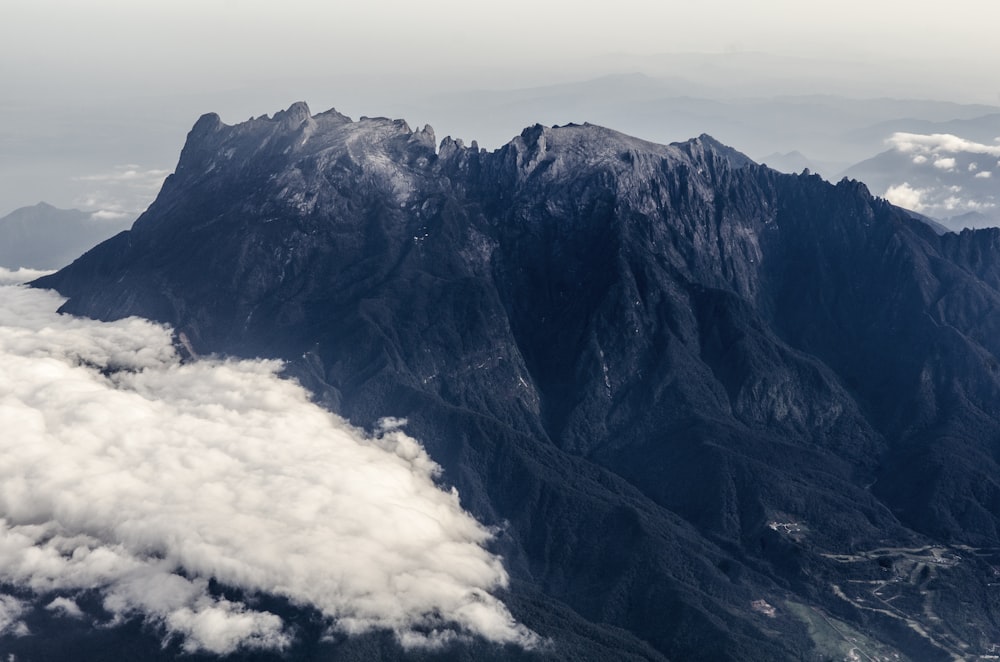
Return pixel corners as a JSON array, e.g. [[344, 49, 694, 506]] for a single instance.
[[176, 101, 756, 177], [147, 102, 769, 241]]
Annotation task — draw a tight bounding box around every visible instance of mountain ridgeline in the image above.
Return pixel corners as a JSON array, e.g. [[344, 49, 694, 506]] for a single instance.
[[34, 103, 1000, 660]]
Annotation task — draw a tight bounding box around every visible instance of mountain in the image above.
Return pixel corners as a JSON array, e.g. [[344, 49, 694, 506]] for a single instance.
[[756, 150, 816, 174], [841, 132, 1000, 230], [27, 103, 1000, 660], [0, 202, 133, 269], [944, 210, 1000, 230]]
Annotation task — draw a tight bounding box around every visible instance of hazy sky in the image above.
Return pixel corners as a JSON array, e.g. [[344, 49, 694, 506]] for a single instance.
[[6, 0, 1000, 86], [3, 0, 1000, 216]]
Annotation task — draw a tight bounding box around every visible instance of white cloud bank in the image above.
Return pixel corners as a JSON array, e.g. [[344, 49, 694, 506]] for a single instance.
[[0, 270, 537, 655]]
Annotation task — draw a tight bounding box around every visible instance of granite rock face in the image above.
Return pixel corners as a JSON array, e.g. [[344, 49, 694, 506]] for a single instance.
[[34, 103, 1000, 660]]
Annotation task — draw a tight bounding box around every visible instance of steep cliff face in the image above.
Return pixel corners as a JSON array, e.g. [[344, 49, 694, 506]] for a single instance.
[[35, 103, 1000, 660]]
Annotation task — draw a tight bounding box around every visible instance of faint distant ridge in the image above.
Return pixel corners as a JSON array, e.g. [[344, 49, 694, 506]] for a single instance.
[[944, 210, 1000, 231], [759, 150, 824, 175], [0, 202, 134, 270], [898, 208, 951, 235]]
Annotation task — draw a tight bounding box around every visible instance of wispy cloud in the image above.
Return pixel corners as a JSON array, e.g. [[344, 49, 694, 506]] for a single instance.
[[75, 164, 171, 187], [884, 181, 995, 215], [0, 595, 30, 637], [887, 132, 1000, 157], [0, 273, 537, 654], [88, 209, 133, 221], [45, 597, 85, 619], [72, 165, 170, 218]]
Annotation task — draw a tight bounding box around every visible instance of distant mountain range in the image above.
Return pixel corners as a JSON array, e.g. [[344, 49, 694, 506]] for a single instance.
[[0, 202, 133, 269], [18, 103, 1000, 660]]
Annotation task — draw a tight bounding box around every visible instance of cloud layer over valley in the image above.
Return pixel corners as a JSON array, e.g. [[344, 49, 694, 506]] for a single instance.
[[0, 269, 536, 654]]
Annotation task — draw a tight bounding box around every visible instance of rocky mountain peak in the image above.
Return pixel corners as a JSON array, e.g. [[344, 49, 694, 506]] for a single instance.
[[272, 100, 312, 126], [676, 132, 757, 170], [32, 101, 1000, 661]]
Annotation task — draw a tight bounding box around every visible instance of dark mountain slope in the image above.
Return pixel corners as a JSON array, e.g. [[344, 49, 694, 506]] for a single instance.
[[34, 103, 1000, 660], [761, 175, 1000, 543]]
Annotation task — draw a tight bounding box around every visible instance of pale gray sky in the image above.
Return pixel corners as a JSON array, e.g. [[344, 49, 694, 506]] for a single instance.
[[5, 0, 999, 82], [3, 0, 1000, 216]]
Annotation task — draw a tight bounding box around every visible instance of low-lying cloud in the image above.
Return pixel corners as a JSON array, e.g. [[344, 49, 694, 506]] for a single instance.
[[884, 182, 926, 211], [0, 270, 537, 654], [888, 132, 1000, 157], [75, 165, 172, 184], [0, 595, 29, 637], [884, 181, 995, 217]]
